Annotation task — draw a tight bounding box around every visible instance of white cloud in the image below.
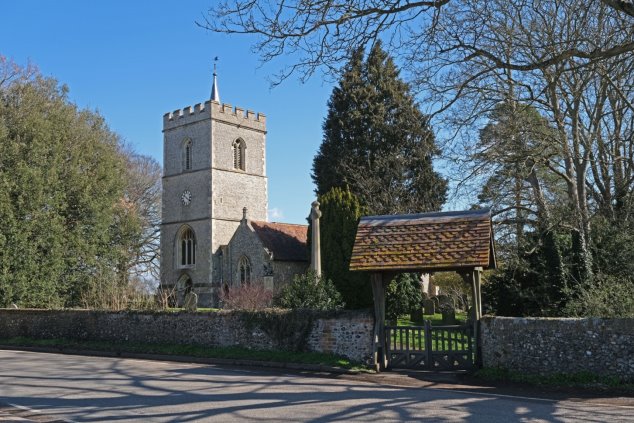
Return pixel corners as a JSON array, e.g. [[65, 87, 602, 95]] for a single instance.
[[268, 207, 285, 221]]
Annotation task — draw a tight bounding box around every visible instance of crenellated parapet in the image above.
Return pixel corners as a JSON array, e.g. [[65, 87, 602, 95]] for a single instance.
[[163, 100, 266, 132]]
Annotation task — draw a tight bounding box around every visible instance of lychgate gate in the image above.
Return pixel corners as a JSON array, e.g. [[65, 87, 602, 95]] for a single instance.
[[385, 321, 473, 370]]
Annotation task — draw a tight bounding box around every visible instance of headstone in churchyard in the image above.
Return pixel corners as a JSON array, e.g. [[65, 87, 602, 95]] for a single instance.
[[440, 303, 456, 325], [436, 294, 453, 307], [410, 307, 424, 323], [184, 292, 198, 312], [263, 276, 274, 290], [423, 299, 436, 315]]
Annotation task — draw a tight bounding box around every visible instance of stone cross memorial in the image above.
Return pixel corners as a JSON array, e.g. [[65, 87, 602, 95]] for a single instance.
[[310, 200, 322, 276]]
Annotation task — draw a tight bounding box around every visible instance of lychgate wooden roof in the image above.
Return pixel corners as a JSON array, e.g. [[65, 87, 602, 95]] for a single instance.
[[349, 209, 496, 272]]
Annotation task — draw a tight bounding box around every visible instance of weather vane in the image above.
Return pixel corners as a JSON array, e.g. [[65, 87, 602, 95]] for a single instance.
[[211, 56, 221, 102]]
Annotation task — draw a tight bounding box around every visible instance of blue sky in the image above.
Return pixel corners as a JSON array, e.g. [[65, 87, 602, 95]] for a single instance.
[[1, 1, 334, 224]]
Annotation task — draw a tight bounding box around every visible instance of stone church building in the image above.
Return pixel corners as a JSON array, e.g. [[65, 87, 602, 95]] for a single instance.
[[160, 72, 308, 307]]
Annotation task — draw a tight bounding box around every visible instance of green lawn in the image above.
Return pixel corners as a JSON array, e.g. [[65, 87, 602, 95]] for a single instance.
[[389, 312, 471, 352], [0, 337, 371, 372], [396, 311, 468, 326]]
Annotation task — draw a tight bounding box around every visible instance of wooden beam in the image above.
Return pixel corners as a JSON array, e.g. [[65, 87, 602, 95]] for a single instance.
[[469, 269, 483, 367], [474, 268, 483, 319], [370, 272, 387, 371]]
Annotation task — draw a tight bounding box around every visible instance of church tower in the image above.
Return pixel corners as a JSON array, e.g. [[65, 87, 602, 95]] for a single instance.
[[160, 69, 268, 306]]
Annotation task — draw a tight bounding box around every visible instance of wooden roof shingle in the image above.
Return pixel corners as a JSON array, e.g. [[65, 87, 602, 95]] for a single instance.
[[349, 209, 496, 272]]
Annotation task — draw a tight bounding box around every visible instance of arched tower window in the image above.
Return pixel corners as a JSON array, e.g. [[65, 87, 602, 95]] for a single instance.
[[177, 226, 196, 267], [232, 139, 246, 171], [183, 139, 193, 171], [238, 255, 251, 285]]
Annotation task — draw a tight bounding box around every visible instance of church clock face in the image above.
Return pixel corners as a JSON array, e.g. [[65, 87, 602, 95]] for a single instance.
[[181, 190, 192, 206]]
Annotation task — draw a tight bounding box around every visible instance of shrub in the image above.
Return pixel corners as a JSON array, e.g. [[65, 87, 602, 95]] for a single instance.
[[220, 282, 274, 311], [80, 275, 158, 311], [386, 273, 422, 321], [563, 275, 634, 318], [274, 271, 344, 311]]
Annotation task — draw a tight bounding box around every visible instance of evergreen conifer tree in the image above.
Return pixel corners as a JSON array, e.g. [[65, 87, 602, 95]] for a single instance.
[[312, 41, 447, 215], [317, 187, 372, 309]]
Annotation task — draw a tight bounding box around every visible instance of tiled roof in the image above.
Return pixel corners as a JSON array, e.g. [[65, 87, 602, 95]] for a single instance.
[[350, 209, 496, 272], [251, 221, 309, 262]]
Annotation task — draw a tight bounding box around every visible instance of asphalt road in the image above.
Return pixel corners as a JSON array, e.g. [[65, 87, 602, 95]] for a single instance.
[[0, 350, 632, 422]]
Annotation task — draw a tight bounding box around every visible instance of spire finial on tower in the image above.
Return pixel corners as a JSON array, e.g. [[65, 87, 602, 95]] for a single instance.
[[211, 56, 220, 102]]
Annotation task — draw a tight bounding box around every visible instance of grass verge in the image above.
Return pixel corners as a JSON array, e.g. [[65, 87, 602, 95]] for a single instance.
[[165, 307, 221, 313], [474, 367, 634, 392], [0, 337, 372, 373]]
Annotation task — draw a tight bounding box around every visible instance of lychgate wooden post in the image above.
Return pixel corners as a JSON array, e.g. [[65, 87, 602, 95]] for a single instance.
[[460, 268, 483, 367], [370, 272, 387, 371], [474, 267, 483, 318], [473, 266, 483, 366], [469, 270, 480, 366]]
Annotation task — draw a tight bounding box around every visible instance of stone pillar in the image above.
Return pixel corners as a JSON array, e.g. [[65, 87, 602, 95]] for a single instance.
[[310, 201, 322, 276]]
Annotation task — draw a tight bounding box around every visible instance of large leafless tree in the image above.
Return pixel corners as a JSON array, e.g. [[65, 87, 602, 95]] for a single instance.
[[204, 1, 634, 84], [116, 148, 162, 284], [205, 0, 634, 284]]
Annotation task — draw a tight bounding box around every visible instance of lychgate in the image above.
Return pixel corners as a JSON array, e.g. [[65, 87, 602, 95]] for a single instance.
[[350, 209, 496, 372]]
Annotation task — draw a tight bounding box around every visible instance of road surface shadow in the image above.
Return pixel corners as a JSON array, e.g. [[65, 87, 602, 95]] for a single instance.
[[0, 351, 631, 422]]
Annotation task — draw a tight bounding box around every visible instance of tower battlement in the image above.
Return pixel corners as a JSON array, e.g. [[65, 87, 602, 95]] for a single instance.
[[163, 100, 266, 131]]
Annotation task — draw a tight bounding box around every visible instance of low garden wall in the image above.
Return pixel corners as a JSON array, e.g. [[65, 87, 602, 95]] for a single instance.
[[481, 316, 634, 380], [0, 309, 374, 363]]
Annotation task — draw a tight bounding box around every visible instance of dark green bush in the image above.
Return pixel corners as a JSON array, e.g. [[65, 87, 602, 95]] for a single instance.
[[386, 273, 422, 321], [563, 275, 634, 318], [274, 271, 344, 311]]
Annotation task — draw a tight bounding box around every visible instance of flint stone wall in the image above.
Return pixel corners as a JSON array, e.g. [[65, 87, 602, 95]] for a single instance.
[[481, 316, 634, 380], [0, 309, 373, 363]]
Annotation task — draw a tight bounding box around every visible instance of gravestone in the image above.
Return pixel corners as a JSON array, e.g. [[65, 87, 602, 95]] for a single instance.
[[263, 276, 274, 290], [410, 308, 424, 323], [440, 303, 456, 325], [423, 299, 436, 315], [184, 292, 198, 312], [436, 294, 453, 308]]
